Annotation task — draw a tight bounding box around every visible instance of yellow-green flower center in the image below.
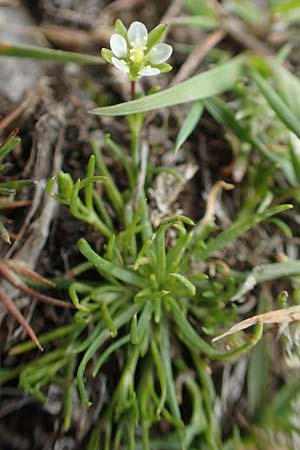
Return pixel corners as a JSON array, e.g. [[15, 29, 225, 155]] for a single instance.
[[129, 47, 144, 64]]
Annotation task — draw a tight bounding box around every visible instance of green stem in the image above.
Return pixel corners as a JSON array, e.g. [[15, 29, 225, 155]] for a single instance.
[[77, 304, 141, 406], [130, 120, 142, 171], [166, 295, 263, 360], [10, 323, 79, 355], [64, 354, 75, 431], [78, 238, 145, 288]]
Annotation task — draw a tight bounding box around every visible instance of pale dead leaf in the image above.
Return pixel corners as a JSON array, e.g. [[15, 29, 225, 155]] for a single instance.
[[212, 306, 300, 342]]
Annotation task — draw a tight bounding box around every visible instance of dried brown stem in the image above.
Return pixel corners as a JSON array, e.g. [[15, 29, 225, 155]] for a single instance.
[[0, 264, 73, 309], [0, 200, 32, 209], [201, 181, 234, 225], [0, 93, 33, 132], [0, 285, 43, 351]]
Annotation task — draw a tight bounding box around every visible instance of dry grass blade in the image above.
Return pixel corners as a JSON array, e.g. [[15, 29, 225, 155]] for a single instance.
[[0, 200, 31, 209], [0, 259, 73, 351], [0, 262, 73, 309], [3, 259, 55, 287], [0, 93, 34, 132], [213, 306, 300, 342], [0, 285, 43, 351], [201, 180, 234, 224]]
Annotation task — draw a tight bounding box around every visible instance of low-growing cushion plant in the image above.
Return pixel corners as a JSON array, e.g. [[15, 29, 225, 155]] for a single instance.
[[2, 12, 300, 450]]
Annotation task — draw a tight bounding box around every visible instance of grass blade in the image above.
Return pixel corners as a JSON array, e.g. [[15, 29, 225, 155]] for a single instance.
[[91, 57, 245, 116], [251, 68, 300, 139], [174, 101, 204, 154], [0, 42, 103, 65], [196, 205, 292, 262]]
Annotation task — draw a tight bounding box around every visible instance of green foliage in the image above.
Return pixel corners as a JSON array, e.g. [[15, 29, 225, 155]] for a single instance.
[[5, 127, 296, 448], [2, 4, 300, 448], [175, 101, 204, 154], [91, 56, 245, 115], [0, 42, 103, 64]]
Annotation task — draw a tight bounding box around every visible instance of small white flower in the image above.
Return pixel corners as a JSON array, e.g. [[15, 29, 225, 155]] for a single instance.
[[101, 19, 173, 81]]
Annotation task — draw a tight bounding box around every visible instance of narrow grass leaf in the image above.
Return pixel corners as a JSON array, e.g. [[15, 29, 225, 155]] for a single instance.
[[270, 61, 300, 120], [160, 318, 182, 424], [204, 97, 278, 161], [0, 134, 20, 160], [288, 133, 300, 183], [262, 377, 300, 426], [204, 96, 297, 183], [150, 338, 167, 416], [175, 101, 204, 154], [0, 42, 103, 65], [91, 57, 245, 116], [77, 304, 140, 406], [196, 204, 292, 261], [0, 180, 33, 189], [64, 355, 75, 431], [251, 68, 300, 138], [169, 15, 218, 29], [135, 302, 153, 344], [252, 260, 300, 283], [247, 338, 269, 418], [91, 140, 124, 214]]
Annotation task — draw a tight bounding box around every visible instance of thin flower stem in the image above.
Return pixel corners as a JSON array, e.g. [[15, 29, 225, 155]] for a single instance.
[[130, 80, 136, 100], [128, 81, 144, 174], [131, 126, 140, 171]]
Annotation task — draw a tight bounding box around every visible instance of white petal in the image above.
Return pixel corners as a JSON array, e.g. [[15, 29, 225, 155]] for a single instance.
[[128, 21, 148, 47], [111, 57, 129, 73], [148, 43, 172, 64], [110, 34, 128, 58], [138, 66, 160, 77]]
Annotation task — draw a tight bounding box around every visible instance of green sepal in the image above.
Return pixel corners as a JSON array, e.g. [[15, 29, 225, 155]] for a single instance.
[[154, 63, 172, 73], [147, 24, 167, 51], [101, 48, 113, 64], [114, 19, 128, 39]]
